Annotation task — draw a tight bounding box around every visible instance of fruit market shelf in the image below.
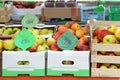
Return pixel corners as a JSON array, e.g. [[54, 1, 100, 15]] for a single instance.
[[0, 76, 119, 80]]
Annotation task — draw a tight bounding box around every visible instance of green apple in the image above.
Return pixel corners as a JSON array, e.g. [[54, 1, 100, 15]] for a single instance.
[[3, 39, 16, 50], [115, 28, 120, 40], [43, 43, 49, 50], [109, 65, 118, 69], [100, 65, 107, 69], [0, 29, 3, 35], [114, 52, 120, 56], [103, 35, 116, 44], [2, 29, 11, 36], [13, 27, 21, 33], [102, 63, 110, 67], [40, 29, 48, 35], [36, 45, 46, 52]]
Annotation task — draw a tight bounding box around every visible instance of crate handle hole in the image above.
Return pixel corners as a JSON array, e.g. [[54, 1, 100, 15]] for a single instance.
[[62, 60, 74, 65], [17, 61, 30, 65]]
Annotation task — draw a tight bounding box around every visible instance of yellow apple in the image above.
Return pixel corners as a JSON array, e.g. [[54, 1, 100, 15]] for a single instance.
[[103, 35, 117, 44], [46, 37, 56, 46], [35, 35, 45, 45], [32, 29, 40, 35], [0, 40, 3, 50], [36, 45, 46, 52], [40, 29, 48, 35], [3, 39, 16, 50], [115, 29, 120, 40], [108, 25, 117, 34]]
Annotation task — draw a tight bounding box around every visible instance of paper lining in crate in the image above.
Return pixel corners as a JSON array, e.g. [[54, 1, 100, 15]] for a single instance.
[[90, 21, 120, 77], [47, 50, 90, 76], [2, 51, 46, 76]]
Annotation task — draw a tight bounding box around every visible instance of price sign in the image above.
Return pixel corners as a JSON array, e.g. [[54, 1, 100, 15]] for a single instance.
[[57, 30, 78, 50], [14, 28, 36, 50], [22, 13, 39, 28]]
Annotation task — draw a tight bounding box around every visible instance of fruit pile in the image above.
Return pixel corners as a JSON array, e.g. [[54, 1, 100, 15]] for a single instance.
[[93, 25, 120, 68], [97, 63, 120, 69], [93, 25, 120, 55], [0, 27, 54, 38], [0, 26, 55, 52], [13, 1, 41, 8], [47, 21, 90, 51]]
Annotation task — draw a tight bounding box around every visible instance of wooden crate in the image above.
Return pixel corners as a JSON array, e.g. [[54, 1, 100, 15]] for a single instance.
[[90, 21, 120, 77]]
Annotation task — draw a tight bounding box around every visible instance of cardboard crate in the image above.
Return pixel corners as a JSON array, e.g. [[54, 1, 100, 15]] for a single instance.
[[90, 21, 120, 77], [47, 50, 90, 76], [2, 51, 46, 76], [41, 7, 80, 21]]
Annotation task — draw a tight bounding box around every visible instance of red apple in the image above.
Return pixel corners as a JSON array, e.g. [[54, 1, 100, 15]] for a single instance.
[[97, 63, 102, 68], [80, 36, 89, 44], [98, 30, 110, 41], [76, 39, 85, 48], [53, 31, 62, 40], [77, 44, 89, 51], [93, 27, 104, 36], [27, 43, 38, 52], [50, 43, 61, 51], [108, 52, 115, 56]]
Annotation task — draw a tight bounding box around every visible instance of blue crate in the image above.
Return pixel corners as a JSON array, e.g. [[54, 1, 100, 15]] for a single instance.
[[81, 6, 105, 22]]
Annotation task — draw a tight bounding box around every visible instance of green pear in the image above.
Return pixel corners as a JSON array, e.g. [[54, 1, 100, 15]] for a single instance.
[[13, 27, 21, 33], [0, 29, 3, 35], [35, 35, 45, 45], [2, 29, 11, 36], [6, 28, 13, 34]]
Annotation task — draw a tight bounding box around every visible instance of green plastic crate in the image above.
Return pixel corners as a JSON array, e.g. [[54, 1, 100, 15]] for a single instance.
[[109, 6, 120, 21]]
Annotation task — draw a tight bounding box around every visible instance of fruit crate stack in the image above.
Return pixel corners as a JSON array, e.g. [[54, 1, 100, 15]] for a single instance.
[[90, 21, 120, 77], [47, 22, 90, 76], [0, 24, 57, 76], [108, 6, 120, 21]]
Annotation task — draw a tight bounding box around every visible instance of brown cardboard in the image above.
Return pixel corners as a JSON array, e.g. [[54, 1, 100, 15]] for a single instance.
[[41, 7, 80, 21]]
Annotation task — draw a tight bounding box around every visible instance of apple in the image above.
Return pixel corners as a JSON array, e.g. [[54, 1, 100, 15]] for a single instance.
[[98, 30, 110, 41], [93, 36, 100, 43], [76, 39, 85, 48], [100, 65, 108, 69], [97, 63, 102, 68], [65, 21, 76, 28], [115, 28, 120, 40], [100, 51, 107, 55], [0, 29, 3, 35], [40, 29, 48, 35], [35, 35, 45, 45], [50, 43, 60, 51], [109, 65, 118, 69], [31, 29, 40, 35], [108, 52, 115, 56], [114, 52, 120, 56], [93, 27, 104, 36], [77, 44, 89, 51], [80, 36, 89, 44], [43, 43, 49, 50], [0, 40, 3, 50], [36, 45, 46, 52], [103, 35, 116, 44], [27, 43, 38, 52], [108, 25, 117, 34], [102, 63, 110, 67], [3, 39, 16, 50], [46, 37, 56, 46], [13, 27, 21, 34], [47, 30, 54, 34]]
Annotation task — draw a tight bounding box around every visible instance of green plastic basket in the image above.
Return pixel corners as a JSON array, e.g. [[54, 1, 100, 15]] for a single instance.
[[109, 6, 120, 21]]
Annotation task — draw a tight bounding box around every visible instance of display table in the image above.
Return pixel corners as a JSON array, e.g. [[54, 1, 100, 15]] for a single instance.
[[0, 76, 119, 80]]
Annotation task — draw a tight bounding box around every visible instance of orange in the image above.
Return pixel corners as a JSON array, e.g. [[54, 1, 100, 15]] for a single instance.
[[75, 29, 85, 38]]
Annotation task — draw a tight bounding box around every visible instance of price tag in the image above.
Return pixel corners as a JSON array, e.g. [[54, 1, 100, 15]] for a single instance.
[[22, 13, 39, 28], [57, 30, 78, 50], [14, 28, 36, 50]]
